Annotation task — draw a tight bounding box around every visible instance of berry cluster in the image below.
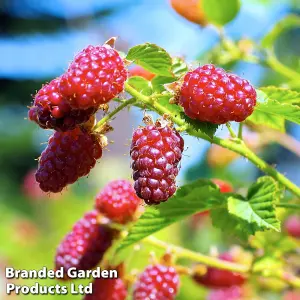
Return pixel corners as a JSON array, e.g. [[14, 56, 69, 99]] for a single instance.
[[179, 64, 256, 124], [130, 122, 184, 205], [28, 41, 127, 193]]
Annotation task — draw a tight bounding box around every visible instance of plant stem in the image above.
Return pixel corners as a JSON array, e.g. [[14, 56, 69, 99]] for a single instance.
[[94, 98, 136, 131], [124, 83, 300, 198], [144, 236, 249, 273], [226, 123, 237, 138], [238, 123, 244, 139]]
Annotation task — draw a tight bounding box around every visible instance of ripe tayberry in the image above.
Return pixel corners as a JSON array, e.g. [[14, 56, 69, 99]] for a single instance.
[[179, 64, 256, 124], [59, 44, 127, 110], [55, 211, 115, 277], [170, 0, 207, 26], [84, 278, 127, 300], [193, 252, 246, 288], [133, 264, 180, 300], [28, 78, 97, 131], [130, 123, 184, 205], [36, 127, 102, 193], [284, 215, 300, 238], [129, 66, 155, 81], [95, 179, 141, 224]]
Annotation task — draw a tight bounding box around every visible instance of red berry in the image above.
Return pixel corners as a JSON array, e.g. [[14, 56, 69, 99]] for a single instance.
[[55, 211, 115, 277], [95, 179, 141, 224], [130, 124, 184, 205], [28, 78, 97, 131], [207, 286, 244, 300], [179, 64, 256, 124], [193, 252, 246, 288], [133, 264, 180, 300], [285, 215, 300, 238], [84, 278, 127, 300], [129, 66, 155, 81], [59, 45, 127, 110], [212, 179, 234, 193], [36, 127, 102, 193]]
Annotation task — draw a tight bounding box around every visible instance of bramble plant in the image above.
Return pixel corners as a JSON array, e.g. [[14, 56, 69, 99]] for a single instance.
[[27, 1, 300, 298]]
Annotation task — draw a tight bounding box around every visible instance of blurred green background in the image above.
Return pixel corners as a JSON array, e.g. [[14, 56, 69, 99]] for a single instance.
[[1, 0, 300, 299]]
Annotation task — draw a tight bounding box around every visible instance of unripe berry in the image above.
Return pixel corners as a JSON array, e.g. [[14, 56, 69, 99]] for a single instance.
[[170, 0, 207, 26], [133, 264, 180, 300], [129, 66, 155, 81], [95, 179, 141, 224], [193, 252, 246, 288], [179, 64, 256, 124], [130, 123, 184, 205], [59, 44, 127, 110], [284, 215, 300, 238]]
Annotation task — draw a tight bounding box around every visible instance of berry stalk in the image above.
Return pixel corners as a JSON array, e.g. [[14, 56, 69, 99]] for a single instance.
[[124, 82, 300, 199]]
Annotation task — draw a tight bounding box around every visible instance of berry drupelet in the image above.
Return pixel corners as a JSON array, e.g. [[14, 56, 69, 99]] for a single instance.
[[130, 123, 184, 205], [179, 64, 256, 124]]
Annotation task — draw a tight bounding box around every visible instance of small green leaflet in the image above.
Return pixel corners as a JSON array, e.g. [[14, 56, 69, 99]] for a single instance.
[[126, 43, 173, 77], [117, 179, 226, 251], [260, 86, 300, 106]]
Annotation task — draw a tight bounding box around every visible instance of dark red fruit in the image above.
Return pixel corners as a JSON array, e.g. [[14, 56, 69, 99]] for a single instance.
[[212, 179, 234, 193], [207, 286, 244, 300], [36, 127, 102, 193], [28, 78, 97, 131], [55, 211, 115, 277], [59, 45, 127, 110], [22, 169, 47, 200], [129, 66, 155, 81], [84, 278, 127, 300], [95, 179, 141, 224], [179, 64, 256, 124], [130, 124, 184, 205], [285, 215, 300, 238], [193, 252, 246, 288], [133, 264, 180, 300]]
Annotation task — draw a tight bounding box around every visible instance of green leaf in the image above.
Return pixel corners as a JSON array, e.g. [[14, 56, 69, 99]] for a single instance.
[[260, 86, 300, 106], [262, 15, 300, 48], [202, 0, 241, 26], [211, 206, 259, 241], [151, 57, 188, 93], [118, 179, 226, 251], [211, 176, 282, 239], [126, 43, 173, 77], [252, 256, 284, 274], [231, 176, 281, 231], [127, 76, 153, 96], [181, 114, 219, 139]]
